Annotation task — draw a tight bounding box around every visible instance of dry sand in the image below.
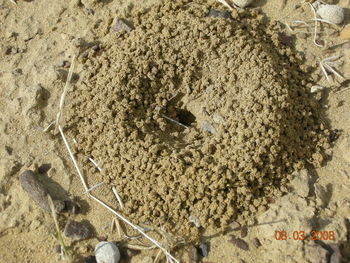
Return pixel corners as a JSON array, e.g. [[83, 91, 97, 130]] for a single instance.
[[0, 0, 350, 263]]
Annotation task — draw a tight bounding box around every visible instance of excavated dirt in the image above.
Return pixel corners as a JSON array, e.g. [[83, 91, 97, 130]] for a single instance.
[[65, 0, 331, 240]]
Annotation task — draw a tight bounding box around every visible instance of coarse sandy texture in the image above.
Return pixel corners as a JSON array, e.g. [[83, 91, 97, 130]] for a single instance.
[[65, 0, 331, 240], [0, 0, 350, 262]]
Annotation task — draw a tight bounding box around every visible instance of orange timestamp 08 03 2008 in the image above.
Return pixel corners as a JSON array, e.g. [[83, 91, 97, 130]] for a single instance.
[[274, 230, 335, 241]]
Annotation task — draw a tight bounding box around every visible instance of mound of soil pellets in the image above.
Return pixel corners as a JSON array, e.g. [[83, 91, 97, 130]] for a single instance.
[[66, 0, 331, 240]]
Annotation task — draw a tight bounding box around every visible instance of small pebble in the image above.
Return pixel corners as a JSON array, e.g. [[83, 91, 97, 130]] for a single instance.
[[228, 235, 249, 251], [19, 170, 65, 213], [110, 18, 133, 33], [207, 9, 231, 19], [188, 245, 199, 262], [198, 243, 209, 257], [84, 256, 97, 263], [95, 241, 120, 263], [252, 238, 261, 248], [240, 226, 248, 238], [232, 0, 254, 8], [317, 5, 344, 25], [5, 146, 13, 155], [64, 219, 91, 240], [230, 221, 241, 230], [202, 121, 216, 134], [310, 85, 324, 93]]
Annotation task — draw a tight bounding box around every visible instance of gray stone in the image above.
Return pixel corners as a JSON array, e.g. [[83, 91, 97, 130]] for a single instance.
[[201, 121, 216, 134], [94, 242, 120, 263], [207, 9, 232, 19], [19, 170, 65, 213], [110, 18, 133, 33], [64, 219, 91, 240], [198, 243, 208, 257]]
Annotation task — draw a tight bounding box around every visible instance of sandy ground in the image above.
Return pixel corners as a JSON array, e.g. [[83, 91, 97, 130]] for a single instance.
[[0, 0, 350, 263]]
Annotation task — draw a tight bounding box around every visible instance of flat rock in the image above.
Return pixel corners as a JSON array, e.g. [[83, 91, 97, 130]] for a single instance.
[[110, 18, 133, 33], [64, 219, 91, 240], [207, 9, 231, 19], [19, 170, 65, 213], [198, 242, 208, 257]]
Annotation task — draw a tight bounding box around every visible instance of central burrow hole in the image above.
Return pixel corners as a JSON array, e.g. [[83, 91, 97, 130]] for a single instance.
[[175, 108, 196, 126]]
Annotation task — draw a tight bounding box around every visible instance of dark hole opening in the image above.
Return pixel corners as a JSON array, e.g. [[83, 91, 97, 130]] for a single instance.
[[176, 109, 196, 126]]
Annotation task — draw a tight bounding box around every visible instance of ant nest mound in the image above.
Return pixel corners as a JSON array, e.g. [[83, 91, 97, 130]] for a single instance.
[[66, 0, 331, 240]]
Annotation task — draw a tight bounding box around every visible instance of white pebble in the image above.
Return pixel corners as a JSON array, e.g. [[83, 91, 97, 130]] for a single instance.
[[201, 121, 216, 134], [310, 85, 324, 93], [95, 242, 120, 263], [317, 5, 344, 25], [232, 0, 254, 8]]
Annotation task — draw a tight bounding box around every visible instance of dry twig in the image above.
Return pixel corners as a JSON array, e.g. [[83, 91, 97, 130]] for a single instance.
[[55, 56, 76, 133]]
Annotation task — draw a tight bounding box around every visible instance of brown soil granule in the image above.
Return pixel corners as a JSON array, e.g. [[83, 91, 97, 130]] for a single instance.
[[65, 0, 330, 240]]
